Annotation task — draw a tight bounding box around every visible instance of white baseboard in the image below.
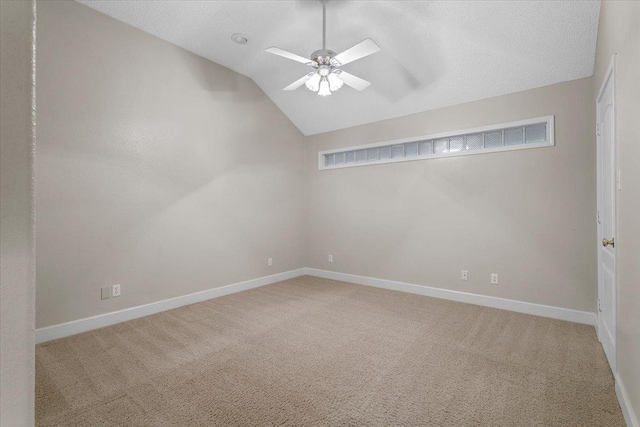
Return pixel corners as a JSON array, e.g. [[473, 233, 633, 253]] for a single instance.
[[304, 268, 595, 325], [35, 268, 306, 344], [616, 373, 639, 427], [36, 267, 597, 344]]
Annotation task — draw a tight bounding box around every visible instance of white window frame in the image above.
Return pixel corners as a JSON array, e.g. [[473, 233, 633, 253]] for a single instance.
[[318, 115, 555, 170]]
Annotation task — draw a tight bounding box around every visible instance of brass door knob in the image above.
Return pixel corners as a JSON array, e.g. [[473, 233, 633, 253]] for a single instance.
[[602, 238, 615, 248]]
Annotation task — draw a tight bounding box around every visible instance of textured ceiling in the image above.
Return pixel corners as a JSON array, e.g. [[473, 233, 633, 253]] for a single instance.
[[77, 1, 600, 135]]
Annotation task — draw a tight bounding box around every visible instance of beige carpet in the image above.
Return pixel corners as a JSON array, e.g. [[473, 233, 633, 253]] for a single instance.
[[36, 276, 624, 426]]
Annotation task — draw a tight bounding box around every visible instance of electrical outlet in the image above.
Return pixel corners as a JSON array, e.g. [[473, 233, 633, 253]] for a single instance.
[[491, 274, 499, 285], [268, 257, 273, 267], [112, 284, 121, 297], [461, 270, 468, 281], [328, 254, 333, 263], [101, 286, 111, 300]]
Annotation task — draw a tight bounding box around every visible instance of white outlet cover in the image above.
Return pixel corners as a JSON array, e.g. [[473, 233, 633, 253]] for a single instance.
[[268, 258, 273, 267], [461, 270, 468, 281], [328, 255, 333, 263], [491, 274, 499, 284], [112, 284, 121, 297]]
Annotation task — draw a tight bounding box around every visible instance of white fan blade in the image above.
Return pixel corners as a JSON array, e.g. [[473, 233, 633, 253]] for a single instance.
[[336, 71, 371, 91], [333, 39, 380, 65], [284, 73, 314, 91], [266, 47, 316, 66]]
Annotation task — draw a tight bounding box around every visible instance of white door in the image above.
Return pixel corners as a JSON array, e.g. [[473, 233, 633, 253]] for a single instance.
[[596, 56, 616, 372]]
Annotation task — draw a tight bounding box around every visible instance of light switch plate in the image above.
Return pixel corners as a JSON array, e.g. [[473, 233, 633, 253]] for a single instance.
[[101, 286, 111, 300]]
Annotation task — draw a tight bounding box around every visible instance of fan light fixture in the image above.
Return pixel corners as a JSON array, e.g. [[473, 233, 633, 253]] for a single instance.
[[318, 78, 331, 96], [327, 73, 343, 91], [265, 0, 380, 96], [305, 73, 321, 91]]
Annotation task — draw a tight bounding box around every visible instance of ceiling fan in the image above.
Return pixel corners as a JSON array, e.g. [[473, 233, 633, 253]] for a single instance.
[[265, 0, 380, 96]]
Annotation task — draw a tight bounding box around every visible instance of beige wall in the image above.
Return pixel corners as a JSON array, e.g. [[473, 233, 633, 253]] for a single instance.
[[306, 78, 596, 312], [28, 0, 639, 420], [36, 1, 306, 328], [593, 0, 640, 421], [0, 0, 36, 425]]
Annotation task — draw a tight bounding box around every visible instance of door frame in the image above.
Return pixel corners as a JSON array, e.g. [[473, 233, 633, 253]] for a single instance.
[[595, 54, 617, 372]]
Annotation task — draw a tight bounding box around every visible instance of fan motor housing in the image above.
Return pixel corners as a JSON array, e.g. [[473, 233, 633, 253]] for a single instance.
[[311, 49, 337, 65]]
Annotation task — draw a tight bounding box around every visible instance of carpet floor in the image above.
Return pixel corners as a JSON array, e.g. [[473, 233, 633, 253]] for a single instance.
[[36, 276, 625, 426]]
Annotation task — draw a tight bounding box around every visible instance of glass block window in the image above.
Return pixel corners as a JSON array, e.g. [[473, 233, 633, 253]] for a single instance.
[[484, 131, 502, 148], [504, 127, 524, 146], [465, 133, 483, 150], [319, 116, 554, 170], [418, 140, 433, 155], [525, 123, 546, 143], [449, 136, 464, 152], [405, 142, 418, 158], [325, 153, 335, 166], [345, 151, 355, 163], [391, 145, 404, 159], [434, 138, 448, 154]]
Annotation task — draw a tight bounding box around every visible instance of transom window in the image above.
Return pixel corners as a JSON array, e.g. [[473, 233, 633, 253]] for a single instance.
[[319, 116, 554, 170]]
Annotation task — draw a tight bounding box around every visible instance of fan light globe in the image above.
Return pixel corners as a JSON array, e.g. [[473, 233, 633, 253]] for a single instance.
[[327, 73, 343, 91], [318, 65, 331, 77], [318, 78, 331, 96], [305, 73, 321, 92]]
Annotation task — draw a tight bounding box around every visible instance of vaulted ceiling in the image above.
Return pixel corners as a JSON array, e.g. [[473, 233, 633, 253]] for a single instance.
[[78, 1, 601, 135]]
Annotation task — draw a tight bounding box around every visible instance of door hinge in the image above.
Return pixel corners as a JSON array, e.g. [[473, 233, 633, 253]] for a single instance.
[[596, 123, 601, 136], [597, 210, 601, 224], [598, 298, 602, 312]]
